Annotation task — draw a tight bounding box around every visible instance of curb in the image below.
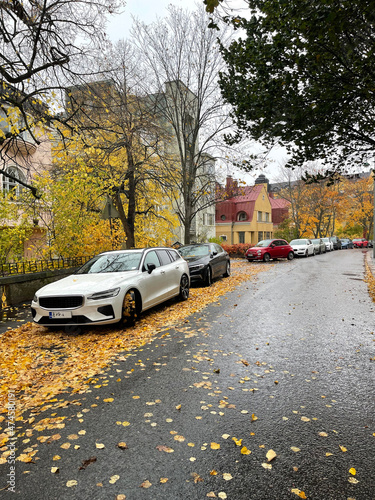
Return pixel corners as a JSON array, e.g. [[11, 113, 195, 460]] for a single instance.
[[365, 249, 375, 276]]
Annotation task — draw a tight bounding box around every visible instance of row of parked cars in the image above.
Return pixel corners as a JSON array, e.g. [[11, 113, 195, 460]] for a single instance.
[[30, 234, 372, 328], [245, 236, 369, 262]]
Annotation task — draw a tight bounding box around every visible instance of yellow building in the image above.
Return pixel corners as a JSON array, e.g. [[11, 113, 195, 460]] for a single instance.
[[215, 176, 278, 245]]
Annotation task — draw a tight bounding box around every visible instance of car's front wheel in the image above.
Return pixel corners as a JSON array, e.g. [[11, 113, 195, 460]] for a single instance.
[[178, 274, 189, 301], [287, 251, 294, 261], [263, 252, 271, 262], [204, 266, 213, 286], [121, 290, 138, 326], [223, 261, 231, 277]]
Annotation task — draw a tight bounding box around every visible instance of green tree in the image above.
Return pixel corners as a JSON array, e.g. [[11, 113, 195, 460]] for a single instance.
[[217, 0, 375, 176]]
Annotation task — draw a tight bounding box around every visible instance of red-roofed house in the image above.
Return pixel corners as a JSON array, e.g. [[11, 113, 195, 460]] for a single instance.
[[215, 175, 290, 245]]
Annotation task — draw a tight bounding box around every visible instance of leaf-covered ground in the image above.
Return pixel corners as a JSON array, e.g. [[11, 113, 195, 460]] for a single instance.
[[0, 261, 268, 427]]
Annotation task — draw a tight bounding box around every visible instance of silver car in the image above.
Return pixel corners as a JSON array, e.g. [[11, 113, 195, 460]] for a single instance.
[[311, 238, 327, 254], [321, 237, 334, 251]]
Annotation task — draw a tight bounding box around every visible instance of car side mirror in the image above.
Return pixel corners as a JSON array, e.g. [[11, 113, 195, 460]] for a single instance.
[[212, 250, 218, 256], [147, 263, 156, 274], [270, 243, 275, 248]]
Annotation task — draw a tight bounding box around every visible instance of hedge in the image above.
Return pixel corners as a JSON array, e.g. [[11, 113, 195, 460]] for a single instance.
[[221, 243, 251, 258]]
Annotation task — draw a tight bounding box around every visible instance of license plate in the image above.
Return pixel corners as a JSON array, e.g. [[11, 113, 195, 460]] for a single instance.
[[48, 311, 72, 319]]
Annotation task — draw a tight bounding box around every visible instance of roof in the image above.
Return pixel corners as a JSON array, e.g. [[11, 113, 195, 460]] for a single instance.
[[269, 197, 290, 209], [228, 184, 263, 202]]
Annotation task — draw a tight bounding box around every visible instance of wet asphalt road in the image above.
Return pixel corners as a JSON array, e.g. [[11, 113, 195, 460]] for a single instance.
[[1, 249, 374, 500]]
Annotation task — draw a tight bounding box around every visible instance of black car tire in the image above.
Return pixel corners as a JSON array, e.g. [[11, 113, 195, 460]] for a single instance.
[[263, 253, 271, 263], [121, 289, 138, 326], [287, 251, 294, 261], [204, 266, 213, 286], [178, 274, 189, 301], [305, 250, 309, 257], [223, 261, 231, 277]]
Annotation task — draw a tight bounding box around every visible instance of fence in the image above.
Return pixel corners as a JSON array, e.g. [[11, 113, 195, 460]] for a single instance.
[[0, 256, 92, 277]]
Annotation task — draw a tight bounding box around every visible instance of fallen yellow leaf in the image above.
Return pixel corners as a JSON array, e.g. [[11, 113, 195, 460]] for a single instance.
[[140, 480, 152, 488], [232, 437, 242, 446], [291, 488, 307, 498], [348, 477, 359, 484], [261, 463, 272, 469], [266, 449, 277, 462]]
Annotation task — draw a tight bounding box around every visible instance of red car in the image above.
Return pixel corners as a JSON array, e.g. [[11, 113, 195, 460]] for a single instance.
[[352, 238, 368, 248], [245, 239, 294, 262]]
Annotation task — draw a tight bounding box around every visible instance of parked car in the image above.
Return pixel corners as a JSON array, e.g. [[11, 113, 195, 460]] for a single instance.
[[245, 239, 294, 262], [178, 243, 230, 286], [322, 237, 334, 251], [330, 236, 342, 250], [31, 248, 190, 327], [352, 238, 368, 248], [311, 238, 327, 254], [289, 238, 315, 257], [340, 238, 353, 249]]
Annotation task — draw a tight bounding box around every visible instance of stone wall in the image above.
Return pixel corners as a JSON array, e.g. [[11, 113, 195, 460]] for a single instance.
[[0, 268, 78, 308]]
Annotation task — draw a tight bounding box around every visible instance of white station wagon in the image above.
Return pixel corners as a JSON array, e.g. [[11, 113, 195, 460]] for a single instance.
[[31, 248, 190, 327]]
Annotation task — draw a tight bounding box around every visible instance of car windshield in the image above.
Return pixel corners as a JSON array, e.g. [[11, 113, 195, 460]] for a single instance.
[[255, 240, 273, 248], [352, 239, 361, 242], [322, 238, 329, 242], [77, 252, 143, 274], [311, 239, 320, 243], [290, 239, 307, 245], [179, 245, 210, 258]]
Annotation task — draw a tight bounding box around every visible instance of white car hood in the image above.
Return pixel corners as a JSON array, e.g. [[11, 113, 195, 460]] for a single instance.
[[36, 271, 140, 296], [291, 244, 308, 249]]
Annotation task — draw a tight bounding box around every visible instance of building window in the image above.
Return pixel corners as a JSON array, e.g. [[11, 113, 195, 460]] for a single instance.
[[265, 232, 271, 239], [220, 235, 227, 242], [258, 231, 263, 242], [265, 212, 270, 222], [203, 213, 215, 226], [238, 231, 245, 244], [221, 214, 226, 220], [237, 211, 247, 221], [257, 211, 263, 222], [2, 166, 25, 197]]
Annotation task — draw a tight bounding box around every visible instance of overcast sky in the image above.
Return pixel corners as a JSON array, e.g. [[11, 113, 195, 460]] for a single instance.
[[107, 0, 195, 42]]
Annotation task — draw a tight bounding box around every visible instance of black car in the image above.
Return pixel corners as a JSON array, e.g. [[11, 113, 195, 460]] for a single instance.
[[340, 238, 353, 249], [330, 236, 342, 250], [178, 243, 230, 286]]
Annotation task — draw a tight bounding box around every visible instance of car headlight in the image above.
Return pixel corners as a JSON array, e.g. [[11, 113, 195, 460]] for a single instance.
[[33, 294, 38, 304], [190, 264, 205, 271], [87, 288, 121, 300]]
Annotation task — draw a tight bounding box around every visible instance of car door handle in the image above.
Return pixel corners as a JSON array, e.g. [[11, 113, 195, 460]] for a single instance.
[[160, 270, 166, 274]]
